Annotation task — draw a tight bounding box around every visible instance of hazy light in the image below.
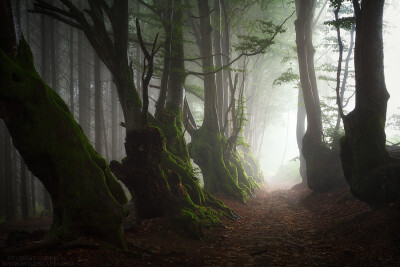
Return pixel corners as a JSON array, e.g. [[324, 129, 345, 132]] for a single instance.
[[260, 3, 400, 185]]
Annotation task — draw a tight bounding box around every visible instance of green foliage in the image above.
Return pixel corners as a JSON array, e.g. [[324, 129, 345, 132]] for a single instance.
[[185, 84, 204, 99], [328, 0, 353, 10], [324, 17, 355, 30], [320, 97, 342, 146], [234, 22, 286, 54], [273, 67, 299, 86]]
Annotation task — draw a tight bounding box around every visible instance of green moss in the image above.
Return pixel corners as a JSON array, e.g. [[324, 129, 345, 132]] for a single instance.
[[238, 147, 265, 184], [0, 41, 128, 249], [188, 126, 248, 203], [153, 104, 191, 165]]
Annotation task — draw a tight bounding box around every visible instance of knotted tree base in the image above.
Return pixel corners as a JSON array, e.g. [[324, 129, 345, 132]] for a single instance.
[[110, 126, 237, 239]]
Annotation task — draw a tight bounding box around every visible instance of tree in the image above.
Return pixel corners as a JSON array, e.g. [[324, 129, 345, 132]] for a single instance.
[[94, 54, 103, 154], [77, 29, 91, 138], [4, 129, 15, 221], [338, 0, 400, 207], [295, 0, 344, 191], [33, 0, 236, 238], [296, 89, 307, 181], [0, 0, 128, 248], [183, 0, 260, 203]]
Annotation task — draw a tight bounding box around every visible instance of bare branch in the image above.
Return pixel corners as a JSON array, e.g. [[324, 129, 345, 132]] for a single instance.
[[334, 6, 345, 120], [313, 0, 329, 29], [184, 53, 229, 62], [186, 10, 296, 77], [136, 18, 160, 126], [183, 96, 197, 137], [30, 8, 83, 29]]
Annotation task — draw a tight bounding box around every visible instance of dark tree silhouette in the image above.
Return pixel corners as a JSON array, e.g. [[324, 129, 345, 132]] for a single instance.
[[339, 0, 400, 207]]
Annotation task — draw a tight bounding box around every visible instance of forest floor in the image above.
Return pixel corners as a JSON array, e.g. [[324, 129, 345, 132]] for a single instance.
[[1, 183, 400, 266]]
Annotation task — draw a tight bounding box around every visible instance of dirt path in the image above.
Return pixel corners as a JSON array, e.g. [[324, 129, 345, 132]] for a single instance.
[[1, 185, 400, 266], [126, 185, 400, 266]]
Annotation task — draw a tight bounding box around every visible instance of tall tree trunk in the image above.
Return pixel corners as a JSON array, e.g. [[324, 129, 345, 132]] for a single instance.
[[40, 13, 47, 84], [78, 31, 91, 138], [296, 89, 307, 182], [69, 27, 74, 115], [340, 0, 400, 207], [213, 0, 224, 128], [159, 0, 192, 164], [295, 0, 322, 144], [198, 0, 219, 133], [220, 0, 231, 137], [295, 0, 342, 191], [135, 0, 142, 99], [165, 0, 184, 110], [155, 0, 173, 119], [111, 81, 118, 160], [50, 15, 58, 93], [186, 0, 257, 203], [94, 54, 103, 154], [333, 23, 355, 144]]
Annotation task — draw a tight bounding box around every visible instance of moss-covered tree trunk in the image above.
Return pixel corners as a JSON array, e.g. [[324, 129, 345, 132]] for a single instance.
[[184, 0, 257, 203], [0, 38, 128, 248], [110, 0, 236, 238], [340, 0, 400, 207]]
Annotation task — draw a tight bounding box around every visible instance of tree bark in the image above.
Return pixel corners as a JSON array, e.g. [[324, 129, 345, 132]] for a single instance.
[[296, 89, 307, 182], [165, 0, 185, 110], [213, 0, 224, 128], [198, 0, 219, 133], [186, 0, 258, 203], [333, 23, 355, 144], [295, 0, 343, 191], [94, 54, 103, 154], [0, 2, 128, 246], [50, 14, 58, 93], [111, 81, 118, 160], [69, 27, 74, 115], [340, 0, 400, 207], [78, 30, 91, 137], [221, 0, 231, 137]]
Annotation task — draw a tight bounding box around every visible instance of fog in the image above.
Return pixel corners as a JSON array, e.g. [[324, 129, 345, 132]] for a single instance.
[[259, 2, 400, 186]]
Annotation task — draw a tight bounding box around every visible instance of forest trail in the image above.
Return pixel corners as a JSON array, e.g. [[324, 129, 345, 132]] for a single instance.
[[1, 185, 400, 266]]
